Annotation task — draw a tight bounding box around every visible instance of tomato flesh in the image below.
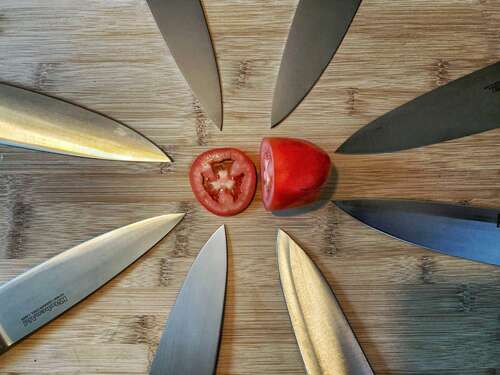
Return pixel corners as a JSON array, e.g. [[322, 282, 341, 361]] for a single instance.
[[190, 148, 256, 216], [260, 137, 331, 211]]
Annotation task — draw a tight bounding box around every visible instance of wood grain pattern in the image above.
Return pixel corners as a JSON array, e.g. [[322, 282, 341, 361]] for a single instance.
[[0, 0, 499, 373]]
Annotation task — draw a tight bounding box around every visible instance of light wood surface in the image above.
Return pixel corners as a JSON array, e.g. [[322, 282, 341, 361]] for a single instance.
[[0, 0, 499, 374]]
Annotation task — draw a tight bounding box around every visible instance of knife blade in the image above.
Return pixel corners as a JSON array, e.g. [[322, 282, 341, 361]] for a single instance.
[[0, 83, 170, 162], [150, 225, 227, 375], [0, 213, 184, 354], [337, 62, 500, 154], [271, 0, 362, 128], [147, 0, 223, 129], [335, 199, 500, 266], [276, 229, 373, 375]]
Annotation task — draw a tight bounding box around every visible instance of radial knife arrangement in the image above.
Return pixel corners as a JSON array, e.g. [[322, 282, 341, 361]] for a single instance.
[[0, 0, 499, 374]]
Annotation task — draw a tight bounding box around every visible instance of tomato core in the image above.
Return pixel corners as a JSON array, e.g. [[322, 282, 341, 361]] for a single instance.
[[190, 148, 257, 216]]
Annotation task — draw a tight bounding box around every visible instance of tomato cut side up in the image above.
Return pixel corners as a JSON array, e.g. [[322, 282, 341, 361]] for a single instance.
[[190, 148, 257, 216], [260, 137, 331, 211]]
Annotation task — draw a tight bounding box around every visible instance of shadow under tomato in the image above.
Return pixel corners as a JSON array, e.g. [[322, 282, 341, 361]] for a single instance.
[[271, 164, 338, 217]]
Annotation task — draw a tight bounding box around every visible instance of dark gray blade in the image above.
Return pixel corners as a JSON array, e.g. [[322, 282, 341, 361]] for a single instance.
[[271, 0, 362, 127], [335, 199, 500, 266], [147, 0, 222, 129], [150, 225, 227, 375], [337, 62, 500, 154], [0, 213, 185, 354]]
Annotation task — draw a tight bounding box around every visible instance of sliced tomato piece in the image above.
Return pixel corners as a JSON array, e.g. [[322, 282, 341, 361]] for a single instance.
[[190, 148, 257, 216], [260, 137, 331, 211]]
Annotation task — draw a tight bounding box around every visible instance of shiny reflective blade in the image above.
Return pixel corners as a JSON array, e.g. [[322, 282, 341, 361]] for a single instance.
[[337, 62, 500, 154], [271, 0, 361, 127], [147, 0, 222, 129], [277, 230, 373, 375], [335, 199, 500, 265], [0, 83, 170, 162], [0, 213, 184, 354], [150, 225, 227, 375]]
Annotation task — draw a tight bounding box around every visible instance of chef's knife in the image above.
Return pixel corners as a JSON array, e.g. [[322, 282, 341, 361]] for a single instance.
[[335, 199, 500, 266], [147, 0, 223, 129], [0, 213, 184, 354], [276, 229, 373, 375], [150, 225, 227, 375], [0, 83, 170, 162], [271, 0, 362, 128], [337, 62, 500, 154]]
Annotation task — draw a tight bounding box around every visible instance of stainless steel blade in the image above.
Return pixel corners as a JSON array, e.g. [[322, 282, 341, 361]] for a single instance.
[[150, 225, 227, 375], [0, 213, 184, 354], [277, 230, 373, 375], [0, 83, 170, 162], [271, 0, 361, 127], [337, 62, 500, 154], [147, 0, 223, 129], [335, 199, 500, 265]]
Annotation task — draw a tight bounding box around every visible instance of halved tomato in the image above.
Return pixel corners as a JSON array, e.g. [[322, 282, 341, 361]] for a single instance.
[[189, 148, 257, 216], [260, 137, 331, 211]]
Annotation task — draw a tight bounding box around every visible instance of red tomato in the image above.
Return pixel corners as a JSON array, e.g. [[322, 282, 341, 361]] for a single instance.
[[260, 137, 331, 211], [190, 148, 257, 216]]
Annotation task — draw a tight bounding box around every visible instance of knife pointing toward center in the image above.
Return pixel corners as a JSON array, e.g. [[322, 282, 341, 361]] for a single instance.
[[147, 0, 223, 129], [0, 213, 184, 354], [277, 229, 373, 375], [272, 0, 362, 127], [150, 225, 227, 375]]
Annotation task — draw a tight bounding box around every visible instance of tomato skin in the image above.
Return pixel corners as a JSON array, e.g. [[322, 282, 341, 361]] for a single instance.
[[189, 148, 257, 216], [260, 138, 331, 211]]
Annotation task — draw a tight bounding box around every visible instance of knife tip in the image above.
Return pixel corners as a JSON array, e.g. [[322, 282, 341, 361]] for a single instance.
[[215, 119, 223, 131], [210, 225, 227, 255], [332, 200, 351, 211], [270, 111, 286, 129], [210, 225, 226, 245], [131, 145, 172, 163], [276, 228, 293, 254], [276, 228, 288, 238], [149, 147, 173, 163], [173, 212, 186, 221], [207, 107, 223, 131], [157, 212, 186, 228]]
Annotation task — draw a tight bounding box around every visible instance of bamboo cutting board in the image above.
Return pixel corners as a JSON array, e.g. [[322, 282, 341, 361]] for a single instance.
[[0, 0, 499, 374]]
